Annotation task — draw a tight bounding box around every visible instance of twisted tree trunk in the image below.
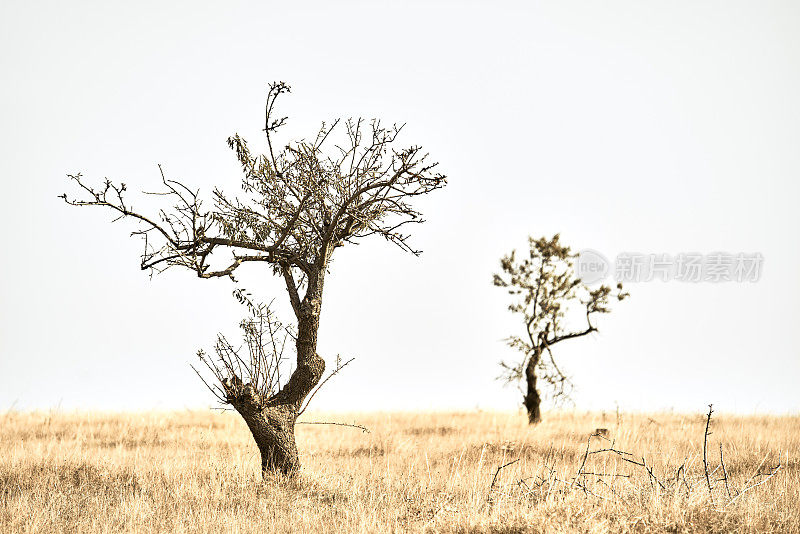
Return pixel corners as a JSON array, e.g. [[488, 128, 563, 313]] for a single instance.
[[224, 272, 326, 477], [236, 402, 300, 476], [523, 349, 542, 424]]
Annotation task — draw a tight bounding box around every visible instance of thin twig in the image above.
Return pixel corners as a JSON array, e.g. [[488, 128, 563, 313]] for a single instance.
[[703, 404, 714, 505], [295, 421, 369, 433], [728, 461, 782, 506], [488, 458, 520, 510], [571, 436, 591, 489], [719, 443, 732, 498], [298, 357, 355, 416]]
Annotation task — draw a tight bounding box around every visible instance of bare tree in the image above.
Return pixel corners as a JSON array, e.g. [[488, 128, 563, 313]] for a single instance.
[[60, 82, 447, 476], [493, 234, 628, 424]]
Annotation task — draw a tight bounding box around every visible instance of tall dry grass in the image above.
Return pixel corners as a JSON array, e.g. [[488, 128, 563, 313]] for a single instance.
[[1, 409, 797, 533]]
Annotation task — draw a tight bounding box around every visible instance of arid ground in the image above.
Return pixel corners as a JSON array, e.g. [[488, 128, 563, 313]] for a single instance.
[[1, 410, 797, 533]]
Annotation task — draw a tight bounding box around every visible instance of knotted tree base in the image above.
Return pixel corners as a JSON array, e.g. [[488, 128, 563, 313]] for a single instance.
[[220, 352, 325, 478], [239, 404, 300, 477]]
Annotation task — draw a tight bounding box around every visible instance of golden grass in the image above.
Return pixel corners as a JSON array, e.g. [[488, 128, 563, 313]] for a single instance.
[[1, 409, 797, 533]]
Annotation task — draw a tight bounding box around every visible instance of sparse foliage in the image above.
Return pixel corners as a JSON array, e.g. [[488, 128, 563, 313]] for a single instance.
[[194, 292, 294, 409], [194, 290, 355, 421], [493, 234, 628, 423]]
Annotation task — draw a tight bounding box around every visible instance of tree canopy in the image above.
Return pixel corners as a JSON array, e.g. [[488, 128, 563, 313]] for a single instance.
[[61, 81, 446, 318]]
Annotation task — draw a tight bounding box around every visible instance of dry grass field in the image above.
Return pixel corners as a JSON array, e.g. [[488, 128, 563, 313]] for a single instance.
[[1, 409, 797, 533]]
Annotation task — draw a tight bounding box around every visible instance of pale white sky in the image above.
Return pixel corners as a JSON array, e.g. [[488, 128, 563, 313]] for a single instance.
[[1, 1, 798, 414]]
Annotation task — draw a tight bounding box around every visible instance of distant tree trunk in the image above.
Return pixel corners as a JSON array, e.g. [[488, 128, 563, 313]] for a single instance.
[[524, 350, 542, 424]]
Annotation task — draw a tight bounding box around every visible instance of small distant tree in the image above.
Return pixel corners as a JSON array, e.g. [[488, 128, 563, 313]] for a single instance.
[[493, 234, 628, 424], [61, 82, 446, 477]]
